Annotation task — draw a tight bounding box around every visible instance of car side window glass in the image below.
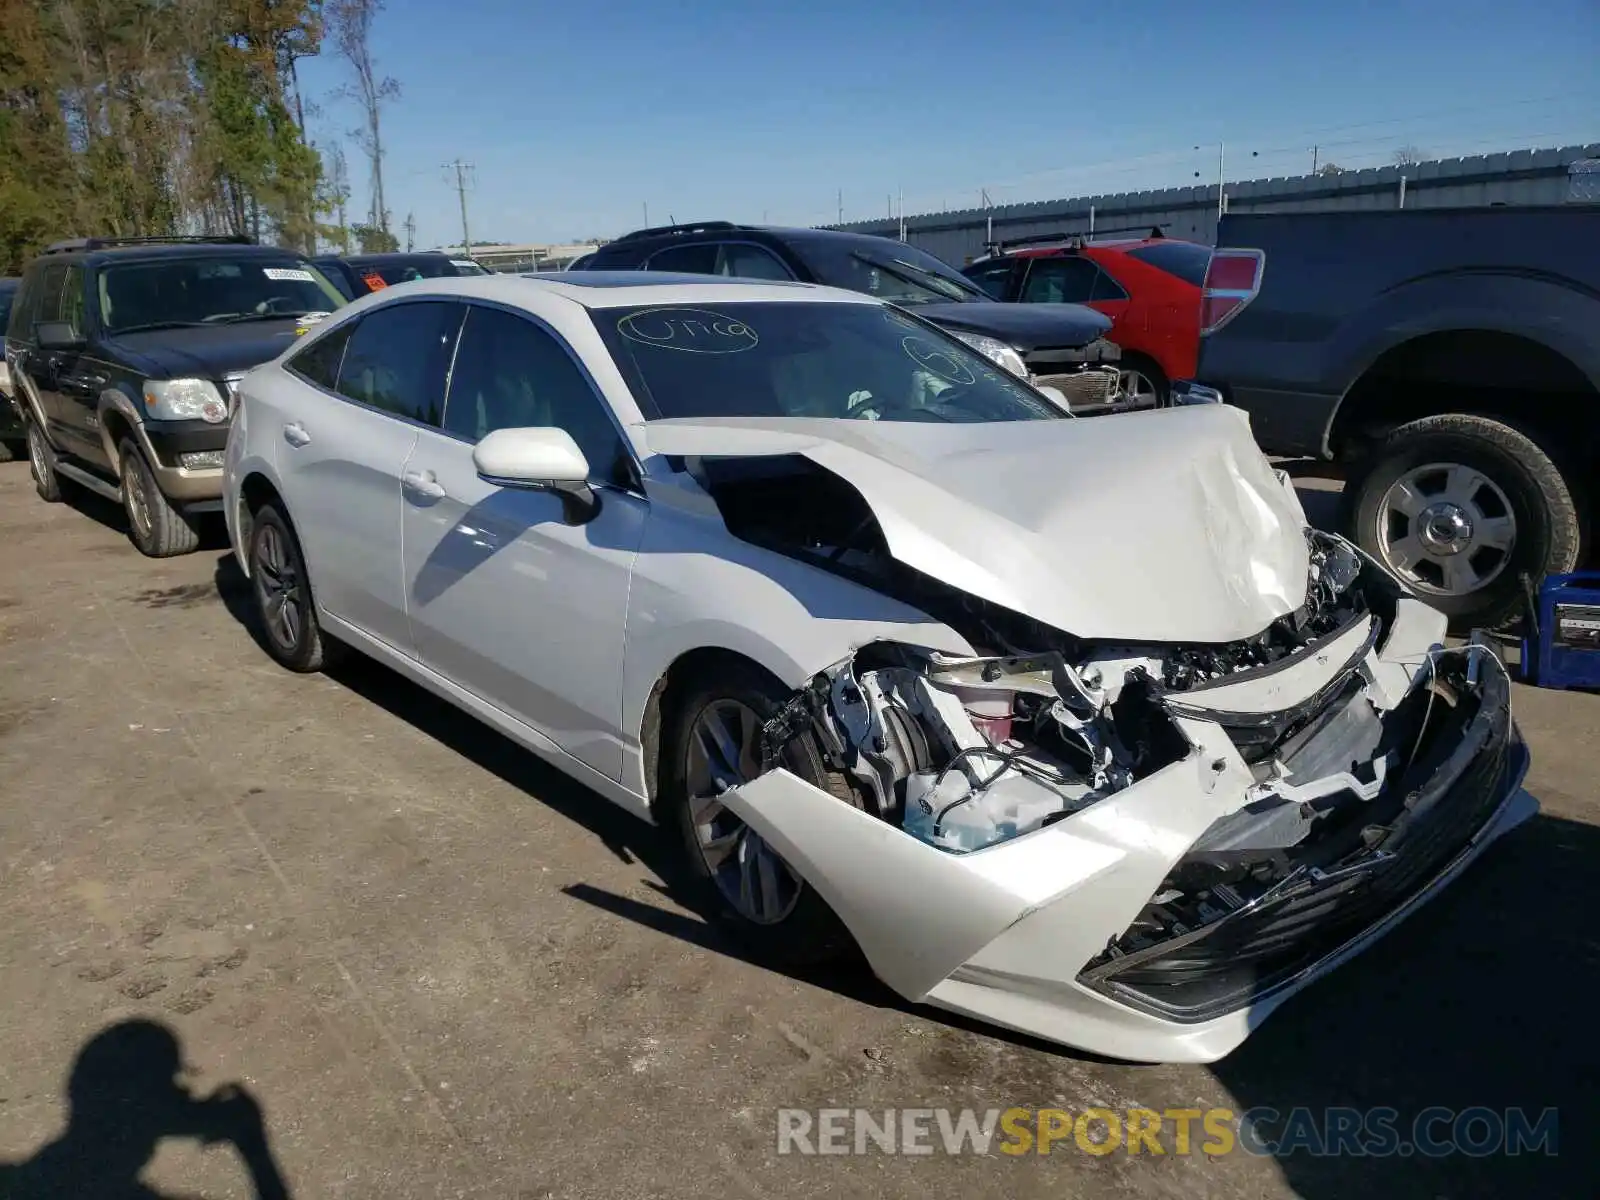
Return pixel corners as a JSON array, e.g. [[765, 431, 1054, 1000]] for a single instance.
[[33, 263, 68, 326], [963, 259, 1016, 299], [1090, 265, 1129, 302], [442, 305, 629, 484], [1020, 257, 1099, 304], [59, 266, 87, 337], [716, 244, 794, 281], [335, 301, 459, 425], [287, 320, 356, 390], [646, 244, 719, 274]]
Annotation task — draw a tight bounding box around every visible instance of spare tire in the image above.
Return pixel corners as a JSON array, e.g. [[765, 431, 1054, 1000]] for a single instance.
[[1344, 413, 1581, 631]]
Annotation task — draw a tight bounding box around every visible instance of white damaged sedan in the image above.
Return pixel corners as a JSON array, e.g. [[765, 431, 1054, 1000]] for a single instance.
[[224, 272, 1534, 1063]]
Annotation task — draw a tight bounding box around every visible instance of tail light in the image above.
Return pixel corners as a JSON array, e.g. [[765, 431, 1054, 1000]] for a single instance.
[[1200, 248, 1265, 335]]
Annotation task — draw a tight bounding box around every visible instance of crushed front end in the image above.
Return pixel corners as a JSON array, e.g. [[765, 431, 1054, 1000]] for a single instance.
[[723, 532, 1534, 1062]]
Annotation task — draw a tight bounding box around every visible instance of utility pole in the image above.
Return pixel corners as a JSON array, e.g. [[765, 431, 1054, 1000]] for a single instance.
[[404, 211, 416, 252], [444, 159, 474, 256], [897, 187, 906, 242], [1311, 144, 1319, 174], [643, 201, 650, 228], [837, 188, 843, 224]]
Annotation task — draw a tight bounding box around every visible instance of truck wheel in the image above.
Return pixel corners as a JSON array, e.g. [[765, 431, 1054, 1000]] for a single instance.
[[1345, 414, 1581, 630], [119, 438, 201, 557], [659, 659, 863, 968], [27, 418, 63, 502]]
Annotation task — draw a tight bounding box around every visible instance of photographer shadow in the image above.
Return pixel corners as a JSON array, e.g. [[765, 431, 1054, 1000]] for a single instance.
[[0, 1019, 290, 1199]]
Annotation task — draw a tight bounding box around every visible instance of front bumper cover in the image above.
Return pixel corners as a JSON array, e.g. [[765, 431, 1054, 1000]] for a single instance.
[[717, 645, 1533, 1064]]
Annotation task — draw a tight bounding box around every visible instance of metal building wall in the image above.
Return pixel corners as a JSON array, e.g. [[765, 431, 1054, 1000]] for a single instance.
[[831, 143, 1600, 264]]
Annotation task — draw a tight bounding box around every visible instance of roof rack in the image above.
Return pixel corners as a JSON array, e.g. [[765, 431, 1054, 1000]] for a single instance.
[[42, 234, 257, 254], [987, 224, 1167, 255], [614, 221, 746, 243]]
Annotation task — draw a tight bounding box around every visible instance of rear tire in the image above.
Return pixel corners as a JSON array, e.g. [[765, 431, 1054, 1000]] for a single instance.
[[27, 418, 62, 502], [120, 438, 201, 557], [659, 659, 863, 968], [248, 504, 338, 673], [1344, 413, 1581, 631]]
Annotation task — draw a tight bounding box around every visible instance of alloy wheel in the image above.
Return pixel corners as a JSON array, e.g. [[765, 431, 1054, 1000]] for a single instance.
[[123, 461, 152, 539], [1118, 368, 1159, 407], [684, 698, 802, 925], [253, 524, 305, 650], [27, 422, 48, 485], [1374, 461, 1517, 597]]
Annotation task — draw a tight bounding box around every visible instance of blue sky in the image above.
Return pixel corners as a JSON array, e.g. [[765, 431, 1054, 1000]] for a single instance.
[[294, 0, 1600, 248]]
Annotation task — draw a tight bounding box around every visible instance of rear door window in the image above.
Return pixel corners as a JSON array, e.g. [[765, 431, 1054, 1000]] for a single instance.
[[33, 263, 69, 325], [715, 244, 795, 281], [646, 244, 720, 274], [335, 301, 462, 425], [1020, 257, 1100, 304]]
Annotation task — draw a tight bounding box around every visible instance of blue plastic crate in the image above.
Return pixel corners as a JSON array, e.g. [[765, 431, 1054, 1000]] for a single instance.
[[1522, 572, 1600, 690]]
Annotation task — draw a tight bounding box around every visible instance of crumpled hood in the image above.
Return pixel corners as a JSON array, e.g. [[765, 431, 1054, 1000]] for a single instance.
[[105, 320, 311, 381], [642, 405, 1310, 643], [912, 300, 1111, 350]]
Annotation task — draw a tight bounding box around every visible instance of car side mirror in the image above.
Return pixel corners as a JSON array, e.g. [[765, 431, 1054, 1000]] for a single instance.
[[473, 426, 599, 523], [1038, 385, 1073, 414], [36, 321, 84, 351]]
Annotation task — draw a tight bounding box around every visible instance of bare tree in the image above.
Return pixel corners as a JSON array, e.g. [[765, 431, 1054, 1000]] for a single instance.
[[326, 0, 398, 235], [1393, 144, 1428, 167], [1316, 162, 1344, 176]]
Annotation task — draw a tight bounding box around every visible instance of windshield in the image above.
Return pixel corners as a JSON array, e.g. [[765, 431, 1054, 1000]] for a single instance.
[[597, 301, 1066, 423], [98, 258, 344, 332], [362, 258, 461, 285], [802, 239, 988, 306]]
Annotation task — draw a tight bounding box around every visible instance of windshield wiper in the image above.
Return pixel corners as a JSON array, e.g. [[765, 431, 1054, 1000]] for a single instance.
[[109, 320, 210, 334], [215, 312, 313, 325]]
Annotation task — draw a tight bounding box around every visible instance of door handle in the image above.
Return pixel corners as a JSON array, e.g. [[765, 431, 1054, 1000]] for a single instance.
[[402, 468, 446, 500], [283, 422, 311, 448]]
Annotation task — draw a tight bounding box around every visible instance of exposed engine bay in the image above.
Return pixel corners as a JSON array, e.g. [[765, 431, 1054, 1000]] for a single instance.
[[755, 524, 1416, 854]]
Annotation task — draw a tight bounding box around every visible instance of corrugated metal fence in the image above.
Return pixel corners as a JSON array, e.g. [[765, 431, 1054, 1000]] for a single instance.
[[830, 143, 1600, 264]]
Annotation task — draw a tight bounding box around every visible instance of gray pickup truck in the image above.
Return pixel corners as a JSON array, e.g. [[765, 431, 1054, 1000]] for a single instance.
[[1196, 205, 1599, 630]]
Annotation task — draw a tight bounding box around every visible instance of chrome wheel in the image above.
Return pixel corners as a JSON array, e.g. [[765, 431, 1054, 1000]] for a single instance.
[[1375, 461, 1517, 597], [123, 459, 152, 539], [684, 699, 801, 926], [253, 523, 305, 650], [27, 422, 48, 484], [1117, 367, 1160, 408]]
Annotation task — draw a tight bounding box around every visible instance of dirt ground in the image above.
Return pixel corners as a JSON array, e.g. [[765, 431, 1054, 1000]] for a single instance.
[[0, 460, 1594, 1199]]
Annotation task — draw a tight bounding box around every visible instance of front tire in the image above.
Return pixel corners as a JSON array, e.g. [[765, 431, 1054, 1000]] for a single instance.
[[120, 438, 200, 557], [1344, 414, 1581, 631], [1117, 355, 1169, 408], [248, 504, 336, 673], [659, 660, 862, 968]]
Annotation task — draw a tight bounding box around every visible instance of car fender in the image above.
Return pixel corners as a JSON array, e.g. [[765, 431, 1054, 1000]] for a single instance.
[[618, 495, 975, 800], [1323, 271, 1600, 443], [95, 386, 146, 473], [222, 401, 278, 580]]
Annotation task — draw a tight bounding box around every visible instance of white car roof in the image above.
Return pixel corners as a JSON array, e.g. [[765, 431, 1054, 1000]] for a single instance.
[[358, 271, 880, 311]]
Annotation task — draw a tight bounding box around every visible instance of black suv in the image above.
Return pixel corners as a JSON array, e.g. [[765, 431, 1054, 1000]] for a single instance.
[[3, 236, 345, 555], [579, 223, 1127, 411], [0, 278, 21, 459], [311, 251, 490, 300]]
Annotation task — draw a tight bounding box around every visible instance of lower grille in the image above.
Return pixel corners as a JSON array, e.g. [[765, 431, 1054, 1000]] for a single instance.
[[1033, 367, 1122, 413], [1081, 656, 1522, 1021]]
